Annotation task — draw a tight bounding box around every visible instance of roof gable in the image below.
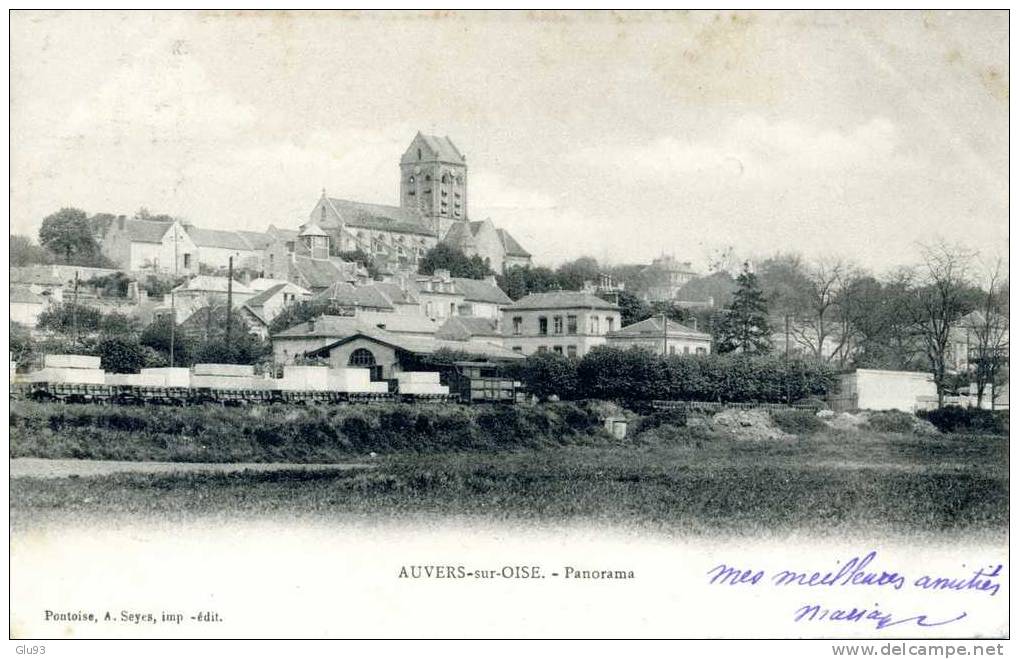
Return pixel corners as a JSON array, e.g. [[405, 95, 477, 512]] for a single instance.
[[401, 132, 466, 164], [453, 277, 512, 305]]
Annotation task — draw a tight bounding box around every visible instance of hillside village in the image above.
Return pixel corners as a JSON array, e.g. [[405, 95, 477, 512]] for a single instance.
[[9, 132, 1009, 413]]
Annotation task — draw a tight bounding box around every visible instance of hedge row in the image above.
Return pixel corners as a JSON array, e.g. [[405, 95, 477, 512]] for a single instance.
[[9, 400, 610, 462], [918, 407, 1008, 435], [511, 347, 837, 405]]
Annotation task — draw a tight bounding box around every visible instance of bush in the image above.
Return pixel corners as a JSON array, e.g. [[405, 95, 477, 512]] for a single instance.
[[919, 407, 1008, 435], [865, 410, 917, 434], [770, 409, 826, 436]]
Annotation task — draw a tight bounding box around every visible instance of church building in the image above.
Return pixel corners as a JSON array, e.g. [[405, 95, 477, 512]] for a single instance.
[[304, 133, 531, 273]]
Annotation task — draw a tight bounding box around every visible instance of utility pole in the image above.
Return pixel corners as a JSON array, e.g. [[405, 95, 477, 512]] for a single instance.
[[226, 256, 234, 346], [170, 230, 178, 366], [71, 271, 79, 348], [662, 312, 668, 356]]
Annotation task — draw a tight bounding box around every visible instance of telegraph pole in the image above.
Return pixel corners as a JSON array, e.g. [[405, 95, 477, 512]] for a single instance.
[[71, 271, 79, 348], [225, 256, 234, 345], [662, 312, 668, 356]]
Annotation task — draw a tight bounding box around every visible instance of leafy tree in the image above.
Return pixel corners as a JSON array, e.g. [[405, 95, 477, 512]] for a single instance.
[[95, 335, 147, 373], [140, 274, 188, 298], [335, 249, 381, 279], [496, 265, 561, 300], [140, 316, 194, 366], [193, 334, 270, 365], [714, 262, 772, 354], [555, 256, 601, 291], [88, 212, 118, 239], [86, 272, 134, 298], [36, 302, 103, 337], [10, 322, 34, 368], [676, 271, 737, 308], [418, 244, 493, 279], [10, 235, 54, 267], [518, 351, 579, 400], [39, 207, 103, 264], [134, 208, 175, 223], [608, 290, 650, 327], [268, 299, 345, 334]]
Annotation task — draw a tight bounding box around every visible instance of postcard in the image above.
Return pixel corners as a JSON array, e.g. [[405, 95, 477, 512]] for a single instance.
[[8, 9, 1009, 644]]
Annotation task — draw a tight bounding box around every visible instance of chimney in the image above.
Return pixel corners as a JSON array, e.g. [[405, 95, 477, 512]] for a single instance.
[[308, 319, 315, 333]]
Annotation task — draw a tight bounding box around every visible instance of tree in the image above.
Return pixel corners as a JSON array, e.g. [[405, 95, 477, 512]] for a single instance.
[[268, 299, 344, 334], [134, 208, 175, 223], [10, 235, 54, 267], [787, 257, 854, 362], [37, 302, 103, 338], [555, 256, 601, 291], [676, 271, 737, 308], [95, 335, 147, 374], [908, 241, 977, 407], [140, 316, 194, 366], [10, 322, 34, 368], [609, 290, 651, 327], [969, 258, 1009, 409], [496, 265, 560, 300], [519, 351, 579, 400], [335, 249, 381, 279], [418, 244, 493, 279], [38, 207, 102, 264], [714, 262, 771, 354]]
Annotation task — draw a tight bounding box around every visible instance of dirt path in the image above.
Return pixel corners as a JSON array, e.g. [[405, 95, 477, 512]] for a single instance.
[[9, 458, 375, 479]]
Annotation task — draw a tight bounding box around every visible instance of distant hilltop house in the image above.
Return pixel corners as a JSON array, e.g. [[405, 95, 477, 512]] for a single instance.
[[100, 216, 269, 274], [307, 132, 532, 273], [643, 255, 698, 302]]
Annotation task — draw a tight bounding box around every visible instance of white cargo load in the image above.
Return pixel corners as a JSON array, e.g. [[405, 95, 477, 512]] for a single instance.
[[395, 371, 441, 385], [367, 381, 391, 394], [190, 374, 255, 389], [139, 368, 191, 387], [192, 363, 255, 377], [44, 354, 101, 369], [28, 367, 107, 385], [105, 373, 131, 385], [398, 383, 450, 395], [328, 368, 372, 392]]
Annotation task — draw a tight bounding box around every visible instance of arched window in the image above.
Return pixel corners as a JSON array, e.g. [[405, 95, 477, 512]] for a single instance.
[[349, 348, 376, 367], [409, 176, 415, 184], [441, 173, 450, 184]]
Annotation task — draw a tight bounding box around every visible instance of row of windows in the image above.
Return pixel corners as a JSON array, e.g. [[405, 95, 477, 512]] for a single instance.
[[667, 345, 708, 355], [511, 315, 614, 336], [408, 174, 464, 185], [535, 345, 578, 358]]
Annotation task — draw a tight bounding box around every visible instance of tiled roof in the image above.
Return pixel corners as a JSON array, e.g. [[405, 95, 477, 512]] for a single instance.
[[306, 330, 524, 362], [453, 277, 512, 305], [372, 281, 418, 305], [607, 317, 711, 340], [324, 198, 435, 237], [118, 219, 173, 244], [497, 228, 531, 257], [402, 133, 466, 164], [184, 226, 258, 251], [292, 256, 356, 289], [236, 230, 273, 250], [313, 282, 395, 310], [436, 316, 500, 341], [506, 291, 619, 311], [243, 283, 288, 308], [272, 312, 437, 339], [248, 277, 295, 292]]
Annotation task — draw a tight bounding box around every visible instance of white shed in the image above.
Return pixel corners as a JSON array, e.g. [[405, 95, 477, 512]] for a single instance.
[[837, 369, 937, 412]]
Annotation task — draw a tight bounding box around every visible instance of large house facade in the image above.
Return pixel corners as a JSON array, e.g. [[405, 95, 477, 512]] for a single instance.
[[502, 292, 621, 358]]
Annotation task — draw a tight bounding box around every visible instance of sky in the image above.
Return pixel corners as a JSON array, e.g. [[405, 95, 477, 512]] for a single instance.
[[9, 10, 1009, 274]]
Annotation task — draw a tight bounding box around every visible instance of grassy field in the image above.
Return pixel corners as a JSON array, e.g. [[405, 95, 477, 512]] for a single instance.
[[10, 401, 1008, 538]]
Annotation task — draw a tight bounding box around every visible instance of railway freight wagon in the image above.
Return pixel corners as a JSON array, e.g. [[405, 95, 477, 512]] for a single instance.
[[10, 355, 523, 406]]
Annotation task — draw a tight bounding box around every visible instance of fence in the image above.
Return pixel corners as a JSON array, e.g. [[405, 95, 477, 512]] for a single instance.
[[651, 400, 821, 413], [827, 394, 858, 413]]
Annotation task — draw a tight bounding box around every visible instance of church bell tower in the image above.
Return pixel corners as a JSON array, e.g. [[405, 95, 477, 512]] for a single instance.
[[400, 132, 467, 238]]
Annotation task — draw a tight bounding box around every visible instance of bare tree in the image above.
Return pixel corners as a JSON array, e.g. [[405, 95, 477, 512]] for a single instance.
[[909, 241, 977, 407], [787, 257, 847, 362], [968, 257, 1009, 409]]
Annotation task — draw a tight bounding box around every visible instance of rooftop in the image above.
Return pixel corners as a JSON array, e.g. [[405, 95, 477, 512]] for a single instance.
[[506, 291, 619, 312]]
